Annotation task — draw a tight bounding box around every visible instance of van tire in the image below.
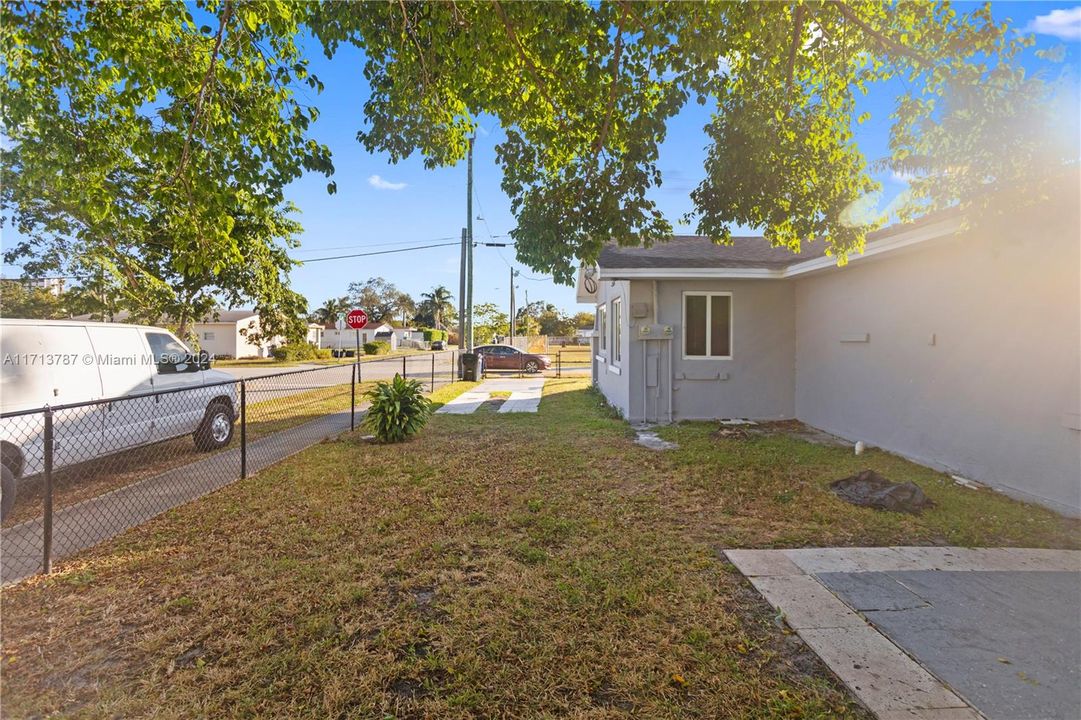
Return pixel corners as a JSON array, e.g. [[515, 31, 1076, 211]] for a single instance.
[[1, 465, 15, 522], [194, 401, 234, 451]]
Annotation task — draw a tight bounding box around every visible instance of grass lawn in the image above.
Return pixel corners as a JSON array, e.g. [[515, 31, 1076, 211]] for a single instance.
[[2, 379, 1076, 718]]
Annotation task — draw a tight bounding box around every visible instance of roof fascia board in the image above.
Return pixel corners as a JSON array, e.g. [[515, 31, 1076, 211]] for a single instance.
[[598, 216, 962, 281]]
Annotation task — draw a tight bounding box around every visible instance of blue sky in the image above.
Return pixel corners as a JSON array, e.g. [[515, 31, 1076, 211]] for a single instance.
[[4, 2, 1080, 316]]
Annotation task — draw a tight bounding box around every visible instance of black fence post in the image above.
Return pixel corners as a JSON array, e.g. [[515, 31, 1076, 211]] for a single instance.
[[240, 380, 247, 479], [557, 351, 562, 378], [431, 353, 436, 392], [402, 354, 407, 379], [350, 363, 357, 431], [42, 407, 54, 575]]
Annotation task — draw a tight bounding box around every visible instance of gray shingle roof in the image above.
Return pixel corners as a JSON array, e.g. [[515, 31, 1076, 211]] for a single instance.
[[598, 236, 830, 270], [596, 212, 958, 270]]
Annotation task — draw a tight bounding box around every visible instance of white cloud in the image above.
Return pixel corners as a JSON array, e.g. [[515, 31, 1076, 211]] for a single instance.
[[368, 174, 407, 191], [1026, 7, 1081, 41]]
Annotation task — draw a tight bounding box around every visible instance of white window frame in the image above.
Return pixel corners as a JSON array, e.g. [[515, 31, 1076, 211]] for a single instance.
[[611, 297, 622, 365], [681, 291, 733, 360], [203, 331, 215, 341], [597, 303, 607, 354]]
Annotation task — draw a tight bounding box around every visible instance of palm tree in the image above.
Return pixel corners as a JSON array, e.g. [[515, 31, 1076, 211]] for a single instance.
[[420, 285, 454, 330], [312, 296, 348, 325]]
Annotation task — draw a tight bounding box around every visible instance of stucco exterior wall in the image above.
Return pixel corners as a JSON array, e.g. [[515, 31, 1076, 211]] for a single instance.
[[794, 204, 1081, 515], [657, 278, 795, 422], [593, 279, 632, 418], [194, 322, 242, 358]]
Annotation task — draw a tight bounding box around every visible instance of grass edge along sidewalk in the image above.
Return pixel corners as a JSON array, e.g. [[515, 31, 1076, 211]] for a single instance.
[[1, 377, 1076, 717]]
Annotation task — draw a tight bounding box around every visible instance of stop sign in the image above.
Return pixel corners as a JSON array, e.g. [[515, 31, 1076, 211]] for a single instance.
[[346, 309, 369, 329]]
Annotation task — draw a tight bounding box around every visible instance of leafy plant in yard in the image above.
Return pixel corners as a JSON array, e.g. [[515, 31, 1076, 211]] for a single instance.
[[363, 375, 433, 443]]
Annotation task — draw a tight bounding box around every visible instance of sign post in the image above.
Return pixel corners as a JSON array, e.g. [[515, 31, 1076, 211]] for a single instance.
[[347, 309, 369, 359], [335, 313, 346, 357]]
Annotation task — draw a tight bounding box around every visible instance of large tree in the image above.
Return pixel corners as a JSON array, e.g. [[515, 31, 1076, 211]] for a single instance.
[[346, 277, 413, 324], [1, 0, 332, 336], [4, 1, 1069, 301]]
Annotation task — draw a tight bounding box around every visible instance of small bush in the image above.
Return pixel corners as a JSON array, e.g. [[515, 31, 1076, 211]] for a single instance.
[[363, 374, 433, 443], [271, 344, 318, 362], [363, 341, 391, 355], [422, 328, 448, 342], [313, 347, 332, 359]]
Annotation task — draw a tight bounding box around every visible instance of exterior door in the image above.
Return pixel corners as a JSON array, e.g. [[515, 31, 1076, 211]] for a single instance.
[[144, 330, 205, 441], [85, 325, 155, 452]]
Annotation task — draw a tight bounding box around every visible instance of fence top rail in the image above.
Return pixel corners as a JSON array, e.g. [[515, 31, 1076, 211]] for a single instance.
[[0, 350, 459, 419]]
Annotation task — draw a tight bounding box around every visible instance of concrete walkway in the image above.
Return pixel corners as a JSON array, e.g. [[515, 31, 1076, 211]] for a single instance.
[[436, 378, 546, 414], [726, 547, 1081, 720], [1, 410, 358, 585]]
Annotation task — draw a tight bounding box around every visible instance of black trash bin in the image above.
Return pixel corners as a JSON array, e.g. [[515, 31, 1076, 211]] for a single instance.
[[460, 352, 484, 381]]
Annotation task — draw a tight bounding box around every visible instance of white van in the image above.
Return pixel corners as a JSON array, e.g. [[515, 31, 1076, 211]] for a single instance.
[[0, 319, 239, 519]]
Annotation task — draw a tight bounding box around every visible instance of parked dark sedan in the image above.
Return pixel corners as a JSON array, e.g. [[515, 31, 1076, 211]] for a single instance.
[[474, 344, 551, 373]]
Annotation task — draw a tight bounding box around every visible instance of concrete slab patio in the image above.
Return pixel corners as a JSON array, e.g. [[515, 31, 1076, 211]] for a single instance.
[[436, 378, 546, 414], [725, 547, 1081, 720]]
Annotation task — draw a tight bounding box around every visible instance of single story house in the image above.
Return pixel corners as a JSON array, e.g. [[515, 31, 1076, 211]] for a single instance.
[[320, 322, 397, 352], [578, 188, 1080, 516], [393, 327, 427, 348], [194, 310, 282, 359], [72, 308, 282, 358]]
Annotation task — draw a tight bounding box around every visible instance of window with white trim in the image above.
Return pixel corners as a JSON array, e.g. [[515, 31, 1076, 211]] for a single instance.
[[597, 303, 607, 353], [611, 297, 621, 364], [203, 331, 215, 341], [683, 292, 732, 358]]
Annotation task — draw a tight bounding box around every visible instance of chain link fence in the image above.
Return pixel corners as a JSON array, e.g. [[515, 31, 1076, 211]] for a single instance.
[[1, 351, 458, 584]]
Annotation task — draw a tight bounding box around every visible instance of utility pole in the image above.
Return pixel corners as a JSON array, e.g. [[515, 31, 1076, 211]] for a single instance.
[[509, 268, 517, 339], [465, 136, 475, 351], [458, 227, 466, 356]]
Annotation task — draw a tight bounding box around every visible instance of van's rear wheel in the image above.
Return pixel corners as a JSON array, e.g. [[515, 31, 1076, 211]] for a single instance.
[[194, 401, 234, 451], [1, 465, 15, 522]]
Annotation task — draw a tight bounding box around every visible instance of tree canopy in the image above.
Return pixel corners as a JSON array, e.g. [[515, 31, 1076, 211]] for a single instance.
[[346, 277, 413, 324], [3, 0, 1070, 321]]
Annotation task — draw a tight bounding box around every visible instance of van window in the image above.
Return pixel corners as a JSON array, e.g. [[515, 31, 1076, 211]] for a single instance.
[[146, 332, 198, 373]]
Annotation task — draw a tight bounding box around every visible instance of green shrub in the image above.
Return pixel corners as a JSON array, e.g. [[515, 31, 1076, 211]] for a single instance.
[[313, 347, 332, 359], [271, 344, 317, 362], [422, 328, 448, 342], [363, 374, 433, 443], [363, 341, 391, 355]]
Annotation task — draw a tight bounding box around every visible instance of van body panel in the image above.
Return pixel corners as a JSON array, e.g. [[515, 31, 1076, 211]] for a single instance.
[[0, 319, 239, 481], [86, 325, 155, 451]]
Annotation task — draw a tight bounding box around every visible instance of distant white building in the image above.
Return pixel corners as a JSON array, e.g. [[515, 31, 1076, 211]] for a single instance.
[[320, 322, 397, 352], [24, 277, 66, 295], [74, 308, 284, 358]]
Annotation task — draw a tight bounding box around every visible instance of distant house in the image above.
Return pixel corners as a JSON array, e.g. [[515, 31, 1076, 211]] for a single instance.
[[71, 308, 283, 358], [392, 327, 425, 348], [305, 323, 324, 348], [579, 183, 1080, 516], [194, 310, 282, 359], [320, 322, 397, 351]]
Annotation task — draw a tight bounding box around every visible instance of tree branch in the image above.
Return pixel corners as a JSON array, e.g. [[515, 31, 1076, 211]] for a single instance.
[[833, 1, 936, 68], [491, 1, 564, 124], [784, 3, 805, 113], [594, 4, 628, 155], [174, 1, 232, 186]]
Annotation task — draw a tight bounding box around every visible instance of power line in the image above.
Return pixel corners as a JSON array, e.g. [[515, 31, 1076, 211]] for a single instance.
[[298, 241, 463, 263]]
